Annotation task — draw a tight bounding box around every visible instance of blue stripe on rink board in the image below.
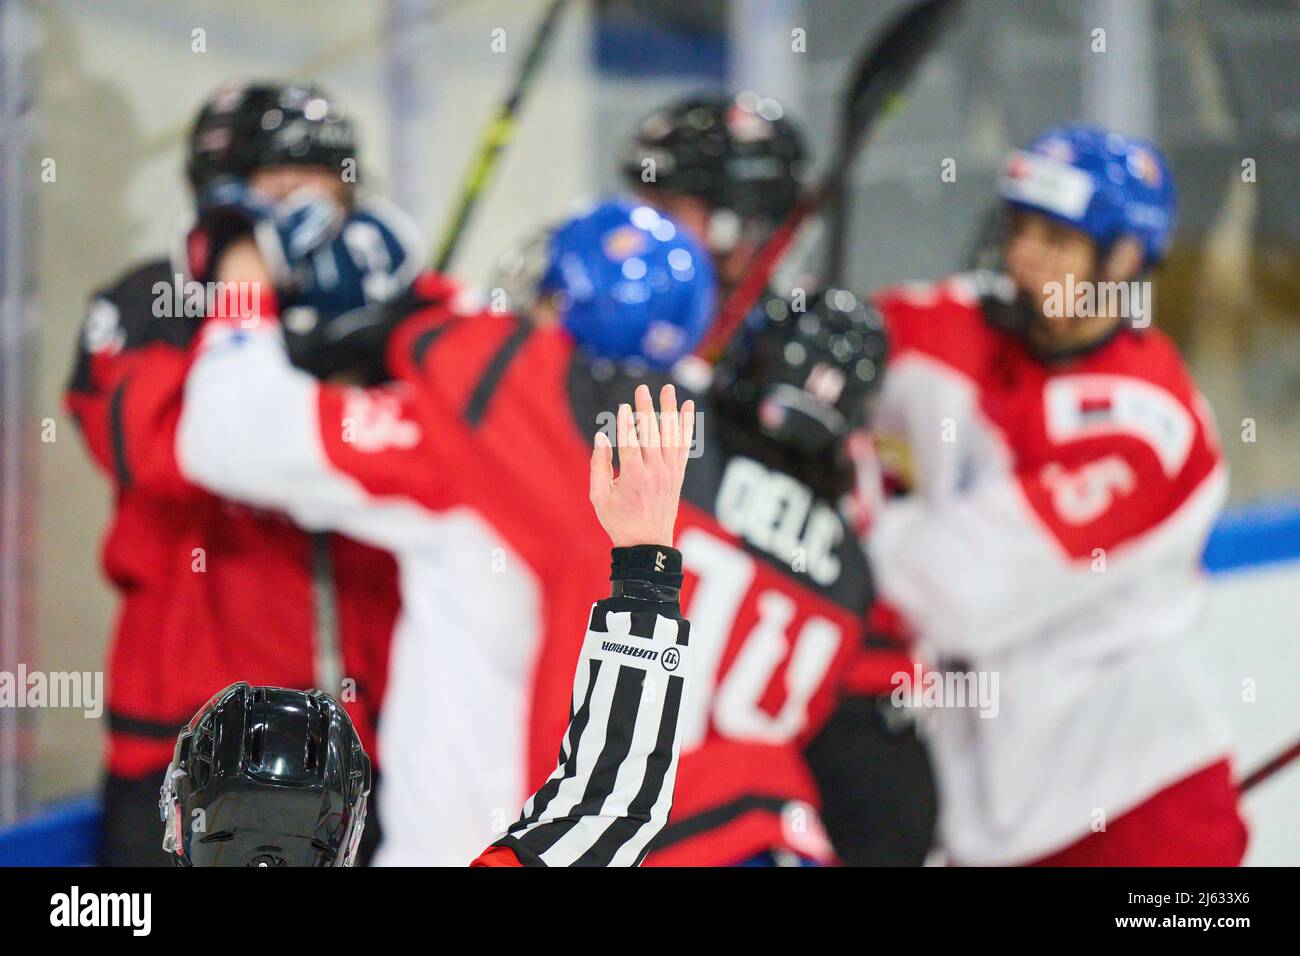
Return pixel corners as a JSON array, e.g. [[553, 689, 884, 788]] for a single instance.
[[1203, 498, 1300, 574], [593, 15, 728, 80], [1, 499, 1297, 866], [0, 796, 101, 866]]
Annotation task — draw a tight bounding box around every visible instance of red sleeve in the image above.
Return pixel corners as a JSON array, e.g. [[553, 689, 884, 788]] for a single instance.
[[1013, 372, 1221, 560], [178, 316, 457, 550], [66, 263, 208, 501], [383, 271, 475, 385], [66, 343, 135, 479], [867, 383, 1225, 659], [384, 274, 534, 419], [313, 380, 451, 503], [470, 844, 525, 867], [66, 342, 202, 503], [875, 278, 996, 381], [840, 601, 917, 696]]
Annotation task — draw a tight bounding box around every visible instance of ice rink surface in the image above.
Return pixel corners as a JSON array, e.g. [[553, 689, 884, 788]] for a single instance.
[[1203, 561, 1299, 865]]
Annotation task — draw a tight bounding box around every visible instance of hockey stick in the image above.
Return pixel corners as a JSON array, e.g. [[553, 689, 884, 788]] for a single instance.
[[431, 0, 571, 272], [1240, 737, 1300, 793], [693, 0, 965, 363]]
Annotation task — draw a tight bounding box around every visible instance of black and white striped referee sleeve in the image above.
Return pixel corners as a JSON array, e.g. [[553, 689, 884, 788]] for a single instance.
[[491, 545, 692, 867]]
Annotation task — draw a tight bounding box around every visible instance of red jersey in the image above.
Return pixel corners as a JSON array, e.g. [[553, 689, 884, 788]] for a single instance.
[[176, 277, 900, 864], [66, 260, 398, 777]]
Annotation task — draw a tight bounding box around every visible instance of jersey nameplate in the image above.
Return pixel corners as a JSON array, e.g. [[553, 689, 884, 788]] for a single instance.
[[714, 457, 843, 586]]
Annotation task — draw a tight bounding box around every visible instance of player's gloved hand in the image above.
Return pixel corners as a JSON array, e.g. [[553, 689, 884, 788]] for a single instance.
[[589, 383, 696, 549], [283, 301, 394, 383], [285, 271, 470, 383], [278, 210, 435, 383], [186, 179, 342, 285]]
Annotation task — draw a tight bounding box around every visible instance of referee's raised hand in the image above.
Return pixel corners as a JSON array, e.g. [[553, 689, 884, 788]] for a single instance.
[[589, 383, 695, 549]]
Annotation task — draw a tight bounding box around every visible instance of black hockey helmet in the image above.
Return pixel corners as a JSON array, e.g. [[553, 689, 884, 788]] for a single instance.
[[621, 92, 808, 235], [159, 682, 371, 867], [186, 81, 357, 193], [712, 288, 886, 456]]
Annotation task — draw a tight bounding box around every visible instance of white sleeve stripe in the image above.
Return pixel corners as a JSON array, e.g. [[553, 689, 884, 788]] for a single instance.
[[539, 658, 620, 820], [592, 670, 685, 867], [514, 657, 602, 829], [503, 609, 691, 866], [517, 664, 647, 864], [530, 665, 680, 867], [515, 608, 604, 826]]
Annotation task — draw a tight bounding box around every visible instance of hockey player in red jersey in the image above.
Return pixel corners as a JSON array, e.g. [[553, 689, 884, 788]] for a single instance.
[[620, 91, 807, 292], [65, 81, 420, 865], [865, 124, 1249, 865], [622, 93, 936, 865], [176, 191, 908, 866], [160, 385, 697, 868]]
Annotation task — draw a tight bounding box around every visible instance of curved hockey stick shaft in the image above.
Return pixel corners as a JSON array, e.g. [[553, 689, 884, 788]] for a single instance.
[[1241, 737, 1300, 793], [431, 0, 570, 273]]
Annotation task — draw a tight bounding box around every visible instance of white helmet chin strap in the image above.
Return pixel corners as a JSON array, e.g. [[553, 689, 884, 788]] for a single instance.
[[158, 764, 185, 856]]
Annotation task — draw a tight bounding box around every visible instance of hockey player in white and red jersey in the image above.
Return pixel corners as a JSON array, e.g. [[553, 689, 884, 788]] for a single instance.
[[864, 124, 1249, 866], [67, 82, 419, 866]]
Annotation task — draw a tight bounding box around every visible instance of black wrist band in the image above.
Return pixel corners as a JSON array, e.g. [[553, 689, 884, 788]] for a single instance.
[[610, 578, 682, 603], [610, 545, 683, 603]]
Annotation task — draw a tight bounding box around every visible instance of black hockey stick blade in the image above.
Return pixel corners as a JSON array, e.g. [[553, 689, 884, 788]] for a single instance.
[[694, 0, 965, 362], [823, 0, 965, 285], [431, 0, 570, 273]]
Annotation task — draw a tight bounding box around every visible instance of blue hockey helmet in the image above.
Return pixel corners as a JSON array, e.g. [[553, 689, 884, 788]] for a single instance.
[[998, 124, 1176, 268], [539, 199, 716, 368]]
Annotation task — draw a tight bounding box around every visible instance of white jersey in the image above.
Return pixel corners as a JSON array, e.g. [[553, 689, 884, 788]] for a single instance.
[[864, 275, 1234, 865]]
